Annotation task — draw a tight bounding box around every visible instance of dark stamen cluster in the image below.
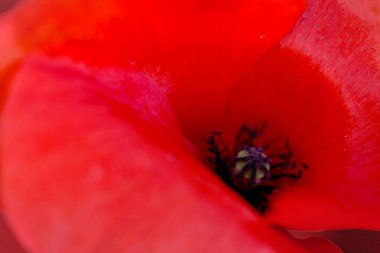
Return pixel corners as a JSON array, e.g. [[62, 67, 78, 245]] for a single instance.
[[205, 124, 308, 213]]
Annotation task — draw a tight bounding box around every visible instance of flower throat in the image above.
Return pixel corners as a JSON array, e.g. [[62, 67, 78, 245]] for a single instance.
[[205, 124, 308, 214]]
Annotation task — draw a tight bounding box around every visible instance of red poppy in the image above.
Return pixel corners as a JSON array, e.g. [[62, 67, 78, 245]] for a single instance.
[[0, 0, 379, 252]]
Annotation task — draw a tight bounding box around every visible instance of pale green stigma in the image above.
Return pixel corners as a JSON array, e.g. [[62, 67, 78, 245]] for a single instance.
[[233, 147, 271, 188]]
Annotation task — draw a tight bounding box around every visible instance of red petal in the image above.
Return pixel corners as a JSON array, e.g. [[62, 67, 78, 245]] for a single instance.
[[0, 0, 307, 207], [1, 54, 308, 252], [279, 230, 342, 253], [3, 0, 306, 146], [295, 237, 342, 253], [227, 0, 380, 229], [9, 0, 306, 61]]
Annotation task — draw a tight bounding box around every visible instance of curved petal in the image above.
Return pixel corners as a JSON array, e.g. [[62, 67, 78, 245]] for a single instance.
[[296, 237, 342, 253], [227, 0, 380, 230], [1, 0, 306, 147], [1, 54, 309, 253], [281, 230, 342, 253]]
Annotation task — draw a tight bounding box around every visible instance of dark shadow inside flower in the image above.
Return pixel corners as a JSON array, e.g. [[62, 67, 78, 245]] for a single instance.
[[204, 123, 309, 214]]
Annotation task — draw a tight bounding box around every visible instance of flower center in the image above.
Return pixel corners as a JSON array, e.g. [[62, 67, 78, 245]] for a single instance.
[[205, 124, 308, 213], [233, 146, 271, 189]]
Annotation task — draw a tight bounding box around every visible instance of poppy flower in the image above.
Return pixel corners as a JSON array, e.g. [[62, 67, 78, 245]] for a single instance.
[[0, 0, 379, 252]]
